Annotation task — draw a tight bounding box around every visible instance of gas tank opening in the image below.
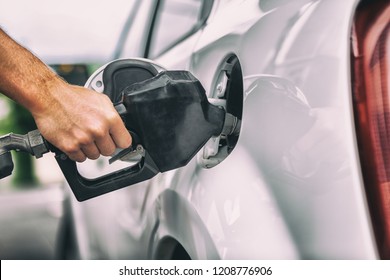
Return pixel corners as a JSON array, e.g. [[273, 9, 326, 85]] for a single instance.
[[199, 54, 243, 168]]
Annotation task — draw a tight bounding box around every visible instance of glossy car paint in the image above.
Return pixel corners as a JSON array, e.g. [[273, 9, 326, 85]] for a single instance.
[[68, 0, 379, 259]]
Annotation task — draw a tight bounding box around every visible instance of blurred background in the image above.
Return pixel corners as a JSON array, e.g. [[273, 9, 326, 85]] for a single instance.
[[0, 0, 136, 259]]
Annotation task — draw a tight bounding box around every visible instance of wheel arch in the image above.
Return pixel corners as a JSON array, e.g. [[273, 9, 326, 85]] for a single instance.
[[149, 189, 220, 260]]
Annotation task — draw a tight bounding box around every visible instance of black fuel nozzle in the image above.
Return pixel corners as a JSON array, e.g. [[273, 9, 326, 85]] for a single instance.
[[44, 64, 233, 201], [0, 59, 241, 201], [118, 70, 227, 172], [0, 130, 49, 179]]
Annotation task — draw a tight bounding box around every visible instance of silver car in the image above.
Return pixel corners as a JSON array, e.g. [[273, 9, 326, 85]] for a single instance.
[[58, 0, 390, 259]]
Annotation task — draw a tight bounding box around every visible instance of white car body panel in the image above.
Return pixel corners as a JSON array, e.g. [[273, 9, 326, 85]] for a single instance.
[[69, 0, 379, 259]]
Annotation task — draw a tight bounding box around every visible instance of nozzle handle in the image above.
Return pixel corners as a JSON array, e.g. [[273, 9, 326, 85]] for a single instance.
[[53, 150, 159, 201]]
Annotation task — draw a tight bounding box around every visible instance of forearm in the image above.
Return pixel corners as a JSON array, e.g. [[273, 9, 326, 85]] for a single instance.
[[0, 28, 64, 115]]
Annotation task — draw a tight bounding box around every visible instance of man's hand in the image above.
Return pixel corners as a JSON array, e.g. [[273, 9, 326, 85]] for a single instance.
[[32, 80, 132, 162], [0, 28, 131, 162]]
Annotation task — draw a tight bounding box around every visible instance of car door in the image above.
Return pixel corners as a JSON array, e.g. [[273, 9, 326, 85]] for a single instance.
[[135, 0, 377, 259]]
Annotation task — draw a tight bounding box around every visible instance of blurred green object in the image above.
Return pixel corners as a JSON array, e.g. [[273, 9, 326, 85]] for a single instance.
[[9, 101, 38, 186], [0, 96, 37, 186]]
